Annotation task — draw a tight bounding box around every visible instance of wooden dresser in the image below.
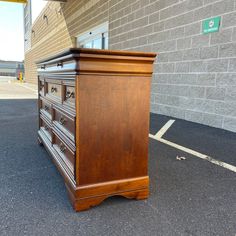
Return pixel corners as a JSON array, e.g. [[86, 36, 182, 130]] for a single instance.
[[37, 48, 156, 211]]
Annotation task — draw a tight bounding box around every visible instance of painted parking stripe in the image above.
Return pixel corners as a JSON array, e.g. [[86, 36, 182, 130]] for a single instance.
[[155, 119, 176, 139], [149, 120, 236, 173], [17, 83, 38, 93]]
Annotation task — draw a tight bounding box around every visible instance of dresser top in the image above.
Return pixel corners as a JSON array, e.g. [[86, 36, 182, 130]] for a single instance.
[[36, 48, 157, 64]]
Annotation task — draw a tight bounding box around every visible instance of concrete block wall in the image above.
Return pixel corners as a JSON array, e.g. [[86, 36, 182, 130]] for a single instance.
[[25, 0, 109, 83], [109, 0, 236, 132], [25, 0, 236, 132]]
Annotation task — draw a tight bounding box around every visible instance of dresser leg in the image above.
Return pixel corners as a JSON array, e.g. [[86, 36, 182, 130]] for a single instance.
[[71, 189, 148, 212], [65, 183, 106, 212], [73, 196, 108, 212], [120, 188, 149, 200], [66, 182, 149, 212]]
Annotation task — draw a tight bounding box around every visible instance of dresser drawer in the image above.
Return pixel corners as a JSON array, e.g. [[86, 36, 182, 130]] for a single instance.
[[39, 79, 45, 96], [47, 82, 62, 101], [53, 107, 75, 142], [40, 115, 52, 142], [64, 85, 75, 107], [40, 97, 52, 120], [53, 131, 75, 174]]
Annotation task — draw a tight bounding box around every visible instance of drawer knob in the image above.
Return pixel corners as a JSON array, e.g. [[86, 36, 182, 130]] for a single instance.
[[59, 143, 66, 153], [44, 125, 49, 131], [66, 91, 75, 99], [44, 105, 49, 111], [59, 116, 66, 125], [51, 87, 57, 93], [57, 62, 63, 67], [40, 65, 45, 69]]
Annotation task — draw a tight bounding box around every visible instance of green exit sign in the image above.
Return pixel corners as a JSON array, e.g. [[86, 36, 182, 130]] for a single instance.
[[203, 17, 221, 34]]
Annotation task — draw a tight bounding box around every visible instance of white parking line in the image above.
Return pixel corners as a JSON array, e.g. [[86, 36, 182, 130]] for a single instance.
[[149, 120, 236, 173], [17, 83, 38, 93], [155, 119, 176, 139]]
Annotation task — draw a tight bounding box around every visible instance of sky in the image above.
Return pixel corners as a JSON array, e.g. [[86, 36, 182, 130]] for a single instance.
[[0, 1, 24, 61], [0, 0, 47, 62], [32, 0, 47, 24]]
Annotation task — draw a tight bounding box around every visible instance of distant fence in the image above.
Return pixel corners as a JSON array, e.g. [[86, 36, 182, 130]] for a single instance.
[[0, 70, 24, 78], [0, 76, 16, 82], [0, 72, 16, 77]]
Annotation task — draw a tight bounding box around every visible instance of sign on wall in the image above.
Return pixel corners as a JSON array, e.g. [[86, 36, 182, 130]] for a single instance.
[[0, 0, 27, 3], [203, 16, 221, 34]]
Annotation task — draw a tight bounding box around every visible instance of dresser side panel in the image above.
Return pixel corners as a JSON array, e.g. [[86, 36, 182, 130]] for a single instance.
[[78, 75, 151, 185]]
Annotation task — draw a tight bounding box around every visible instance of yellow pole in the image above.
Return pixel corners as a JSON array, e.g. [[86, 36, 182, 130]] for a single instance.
[[19, 72, 23, 83]]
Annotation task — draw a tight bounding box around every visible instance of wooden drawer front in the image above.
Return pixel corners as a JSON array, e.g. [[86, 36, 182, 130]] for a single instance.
[[64, 86, 75, 107], [54, 108, 75, 141], [39, 80, 45, 96], [40, 98, 52, 120], [40, 116, 52, 141], [53, 132, 75, 173], [47, 82, 62, 101]]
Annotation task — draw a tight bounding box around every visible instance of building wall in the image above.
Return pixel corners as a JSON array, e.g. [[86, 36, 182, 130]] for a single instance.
[[25, 0, 236, 132], [25, 0, 109, 83], [23, 0, 32, 52]]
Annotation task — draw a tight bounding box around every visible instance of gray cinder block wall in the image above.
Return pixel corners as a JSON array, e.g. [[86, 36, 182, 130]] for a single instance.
[[109, 0, 236, 132]]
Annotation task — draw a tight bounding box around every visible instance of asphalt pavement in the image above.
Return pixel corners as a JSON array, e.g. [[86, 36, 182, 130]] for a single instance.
[[0, 82, 235, 236]]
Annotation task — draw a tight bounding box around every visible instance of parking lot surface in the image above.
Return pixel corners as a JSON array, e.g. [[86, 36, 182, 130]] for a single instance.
[[0, 83, 235, 236], [0, 80, 37, 99]]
